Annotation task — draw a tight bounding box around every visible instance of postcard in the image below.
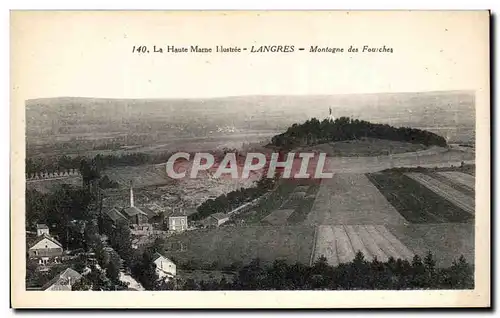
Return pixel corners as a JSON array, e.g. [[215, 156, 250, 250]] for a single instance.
[[10, 10, 490, 308]]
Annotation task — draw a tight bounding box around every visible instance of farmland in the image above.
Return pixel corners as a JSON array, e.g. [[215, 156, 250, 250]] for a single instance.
[[438, 171, 475, 190], [305, 173, 407, 225], [312, 223, 473, 268], [367, 172, 474, 223], [386, 223, 474, 267], [261, 209, 295, 225], [163, 225, 316, 267], [405, 173, 474, 214], [312, 225, 415, 266], [424, 172, 475, 197]]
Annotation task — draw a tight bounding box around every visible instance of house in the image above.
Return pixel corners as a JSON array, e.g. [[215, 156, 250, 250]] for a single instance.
[[36, 224, 50, 236], [42, 268, 82, 291], [201, 213, 230, 227], [123, 206, 149, 225], [28, 234, 63, 265], [166, 207, 188, 233], [152, 253, 176, 279], [168, 215, 188, 233]]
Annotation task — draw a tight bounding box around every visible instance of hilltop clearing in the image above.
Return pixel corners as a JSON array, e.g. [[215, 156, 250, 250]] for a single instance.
[[296, 137, 427, 157]]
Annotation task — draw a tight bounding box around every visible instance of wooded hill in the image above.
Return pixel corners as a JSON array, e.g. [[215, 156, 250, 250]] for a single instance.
[[270, 117, 448, 149]]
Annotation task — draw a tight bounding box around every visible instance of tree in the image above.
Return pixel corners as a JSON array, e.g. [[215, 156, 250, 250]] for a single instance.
[[108, 223, 134, 267], [105, 251, 122, 284], [424, 251, 437, 284], [131, 250, 160, 290]]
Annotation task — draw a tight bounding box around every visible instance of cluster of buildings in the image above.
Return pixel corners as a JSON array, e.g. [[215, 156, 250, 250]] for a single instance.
[[27, 184, 235, 291], [26, 185, 184, 291], [104, 185, 189, 234], [27, 223, 177, 291]]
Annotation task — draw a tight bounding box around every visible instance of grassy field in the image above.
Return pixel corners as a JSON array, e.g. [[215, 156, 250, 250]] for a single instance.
[[26, 176, 82, 194], [367, 172, 474, 224], [386, 223, 474, 267], [232, 180, 298, 224], [286, 184, 320, 224], [163, 225, 315, 267], [261, 209, 295, 225], [104, 165, 170, 187], [297, 138, 427, 157], [305, 174, 407, 225]]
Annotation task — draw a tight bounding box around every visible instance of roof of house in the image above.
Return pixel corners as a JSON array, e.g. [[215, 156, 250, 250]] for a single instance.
[[36, 224, 49, 229], [141, 206, 159, 219], [105, 208, 129, 223], [123, 206, 148, 217], [29, 233, 63, 249], [165, 207, 192, 218], [168, 214, 187, 219], [211, 213, 229, 221], [41, 268, 82, 291], [152, 252, 174, 264]]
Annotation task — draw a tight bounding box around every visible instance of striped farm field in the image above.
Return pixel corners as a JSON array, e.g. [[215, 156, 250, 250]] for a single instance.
[[312, 225, 415, 266], [367, 172, 474, 223], [306, 173, 407, 225], [405, 173, 474, 214], [429, 172, 475, 197], [386, 223, 474, 267], [437, 171, 475, 190]]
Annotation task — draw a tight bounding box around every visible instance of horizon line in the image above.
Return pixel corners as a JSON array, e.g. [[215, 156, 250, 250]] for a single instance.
[[25, 89, 475, 102]]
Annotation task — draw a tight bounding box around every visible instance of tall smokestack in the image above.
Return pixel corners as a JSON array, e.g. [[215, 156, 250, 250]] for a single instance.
[[130, 181, 134, 207]]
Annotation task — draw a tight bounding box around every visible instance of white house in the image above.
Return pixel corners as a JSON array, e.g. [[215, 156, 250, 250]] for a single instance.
[[28, 234, 64, 265], [36, 224, 50, 236], [152, 253, 176, 279], [168, 215, 188, 232]]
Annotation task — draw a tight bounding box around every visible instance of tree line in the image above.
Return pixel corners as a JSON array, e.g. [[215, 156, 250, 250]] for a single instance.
[[166, 252, 473, 291], [189, 172, 278, 222], [271, 117, 448, 149], [25, 153, 167, 178]]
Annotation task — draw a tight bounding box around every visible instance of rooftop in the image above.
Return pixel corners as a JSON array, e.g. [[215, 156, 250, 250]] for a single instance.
[[105, 208, 129, 223], [29, 233, 63, 249], [123, 206, 148, 217], [42, 268, 82, 291], [211, 213, 229, 220]]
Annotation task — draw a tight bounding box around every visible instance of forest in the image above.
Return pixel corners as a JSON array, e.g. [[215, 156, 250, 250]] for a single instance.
[[270, 117, 448, 149]]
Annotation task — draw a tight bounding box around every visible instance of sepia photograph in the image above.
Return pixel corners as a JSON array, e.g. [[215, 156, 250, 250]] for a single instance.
[[10, 10, 490, 308]]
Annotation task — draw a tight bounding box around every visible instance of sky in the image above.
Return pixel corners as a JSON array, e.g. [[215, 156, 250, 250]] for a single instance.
[[11, 11, 489, 100]]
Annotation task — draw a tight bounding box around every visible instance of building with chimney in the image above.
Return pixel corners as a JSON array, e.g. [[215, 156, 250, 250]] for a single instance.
[[121, 184, 149, 225]]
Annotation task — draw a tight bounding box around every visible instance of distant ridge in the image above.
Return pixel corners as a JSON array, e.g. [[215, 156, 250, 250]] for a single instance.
[[26, 90, 474, 104]]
